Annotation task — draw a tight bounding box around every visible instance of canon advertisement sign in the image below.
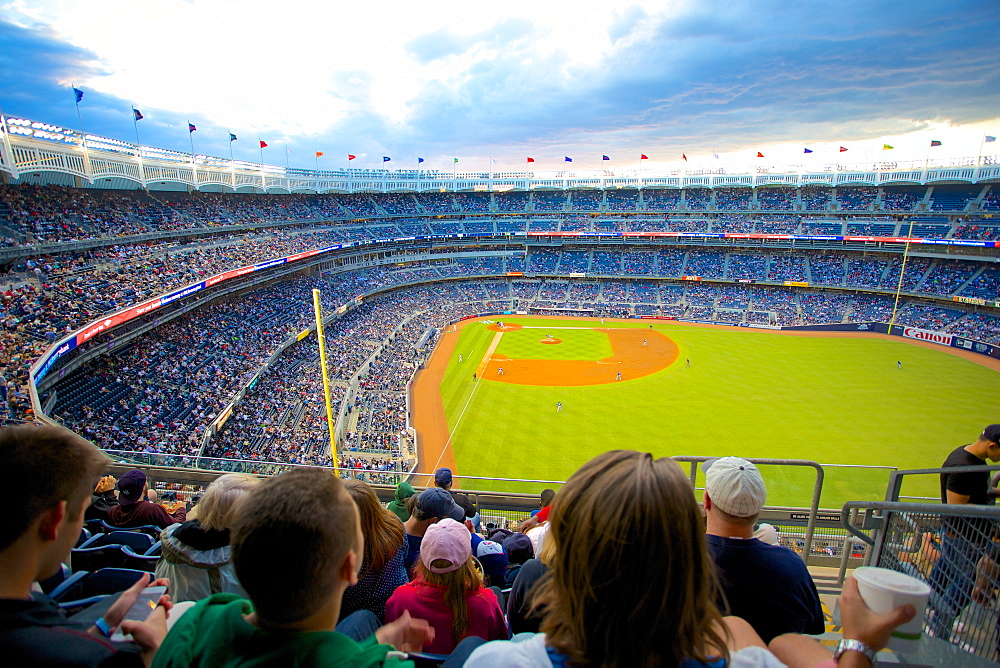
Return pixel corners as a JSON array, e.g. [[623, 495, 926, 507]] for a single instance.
[[902, 327, 953, 346]]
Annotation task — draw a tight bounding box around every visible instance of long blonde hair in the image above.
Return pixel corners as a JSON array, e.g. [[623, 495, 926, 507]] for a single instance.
[[196, 473, 260, 531], [534, 450, 728, 667], [416, 557, 483, 642]]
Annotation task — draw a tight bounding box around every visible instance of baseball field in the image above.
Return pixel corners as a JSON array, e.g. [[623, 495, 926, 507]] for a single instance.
[[411, 316, 1000, 509]]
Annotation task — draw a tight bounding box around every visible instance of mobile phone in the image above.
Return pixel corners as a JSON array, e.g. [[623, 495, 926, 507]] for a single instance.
[[110, 586, 166, 642]]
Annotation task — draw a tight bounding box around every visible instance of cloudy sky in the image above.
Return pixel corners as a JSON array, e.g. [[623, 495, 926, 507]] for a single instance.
[[1, 0, 998, 172]]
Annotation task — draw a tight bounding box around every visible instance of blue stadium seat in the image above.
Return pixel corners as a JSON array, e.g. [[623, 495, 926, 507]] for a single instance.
[[70, 545, 127, 572], [81, 530, 154, 553], [120, 546, 159, 572]]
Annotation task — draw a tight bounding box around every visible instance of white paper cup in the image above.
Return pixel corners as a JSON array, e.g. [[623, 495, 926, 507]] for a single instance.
[[852, 567, 930, 652]]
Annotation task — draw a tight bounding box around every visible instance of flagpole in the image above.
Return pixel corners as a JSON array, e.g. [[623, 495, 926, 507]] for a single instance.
[[131, 108, 145, 188], [228, 133, 236, 191], [187, 121, 197, 189], [285, 144, 290, 170], [977, 135, 986, 166], [73, 85, 93, 183]]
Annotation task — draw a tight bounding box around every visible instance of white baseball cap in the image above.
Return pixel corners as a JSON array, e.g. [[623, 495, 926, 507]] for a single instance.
[[702, 457, 767, 517]]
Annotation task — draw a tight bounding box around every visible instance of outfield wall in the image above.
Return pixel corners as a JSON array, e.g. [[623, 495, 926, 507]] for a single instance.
[[782, 321, 1000, 360]]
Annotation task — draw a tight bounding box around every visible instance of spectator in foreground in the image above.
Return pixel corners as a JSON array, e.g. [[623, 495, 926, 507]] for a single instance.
[[702, 457, 824, 642], [385, 518, 508, 656], [403, 488, 466, 573], [107, 469, 187, 529], [434, 468, 480, 531], [505, 534, 553, 635], [0, 424, 169, 667], [341, 478, 408, 622], [155, 473, 260, 602], [387, 480, 416, 522], [85, 474, 119, 522], [153, 467, 434, 667], [928, 423, 1000, 639], [468, 450, 776, 666]]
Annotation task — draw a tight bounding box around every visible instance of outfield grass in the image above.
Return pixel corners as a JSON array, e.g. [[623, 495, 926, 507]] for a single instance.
[[439, 317, 1000, 508]]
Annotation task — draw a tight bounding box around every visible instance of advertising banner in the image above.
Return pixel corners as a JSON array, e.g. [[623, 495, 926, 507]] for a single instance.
[[900, 326, 953, 347]]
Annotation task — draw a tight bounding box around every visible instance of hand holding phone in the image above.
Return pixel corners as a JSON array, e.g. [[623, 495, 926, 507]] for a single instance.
[[110, 586, 167, 642]]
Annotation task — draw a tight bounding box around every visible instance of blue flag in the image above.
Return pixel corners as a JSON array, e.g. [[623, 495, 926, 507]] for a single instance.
[[73, 87, 84, 103], [803, 148, 813, 154], [602, 155, 610, 160], [986, 136, 997, 143], [418, 157, 424, 163], [188, 123, 197, 133], [565, 156, 572, 162], [132, 108, 143, 121], [383, 156, 391, 162], [229, 133, 237, 142]]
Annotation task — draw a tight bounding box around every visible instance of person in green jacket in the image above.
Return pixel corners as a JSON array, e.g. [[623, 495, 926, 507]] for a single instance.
[[153, 468, 433, 667], [388, 481, 416, 522]]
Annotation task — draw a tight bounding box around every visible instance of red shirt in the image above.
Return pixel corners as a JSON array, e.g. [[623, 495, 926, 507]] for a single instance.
[[384, 579, 508, 654], [536, 505, 551, 523]]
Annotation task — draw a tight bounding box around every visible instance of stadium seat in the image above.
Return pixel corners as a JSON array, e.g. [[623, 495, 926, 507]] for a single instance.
[[75, 527, 91, 548], [80, 530, 154, 554], [50, 568, 152, 613], [37, 563, 72, 594], [120, 546, 159, 572], [70, 545, 127, 572], [100, 521, 163, 539]]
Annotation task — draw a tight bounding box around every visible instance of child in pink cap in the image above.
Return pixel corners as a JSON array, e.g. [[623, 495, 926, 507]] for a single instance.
[[385, 518, 508, 654]]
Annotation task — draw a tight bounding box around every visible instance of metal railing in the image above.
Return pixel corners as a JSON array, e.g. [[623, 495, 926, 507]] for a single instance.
[[840, 500, 1000, 663]]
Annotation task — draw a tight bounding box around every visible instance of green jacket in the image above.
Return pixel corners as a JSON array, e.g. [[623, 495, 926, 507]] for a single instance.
[[387, 482, 415, 522], [152, 594, 412, 667]]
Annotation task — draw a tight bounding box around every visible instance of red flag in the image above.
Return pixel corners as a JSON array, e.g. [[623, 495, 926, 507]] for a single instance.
[[757, 152, 764, 158], [640, 154, 648, 160], [259, 140, 268, 148], [526, 157, 535, 163], [839, 146, 848, 152], [348, 154, 356, 160], [682, 154, 688, 161], [315, 151, 324, 157]]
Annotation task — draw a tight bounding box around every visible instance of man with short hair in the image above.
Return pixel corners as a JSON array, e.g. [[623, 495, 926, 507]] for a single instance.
[[433, 467, 479, 529], [0, 424, 169, 666], [403, 488, 466, 573], [107, 469, 186, 529], [153, 467, 433, 666], [928, 424, 1000, 639], [702, 456, 824, 643]]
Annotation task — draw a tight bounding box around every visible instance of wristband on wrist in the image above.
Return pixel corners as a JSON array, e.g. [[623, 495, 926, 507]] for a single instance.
[[94, 616, 112, 638], [833, 638, 876, 664]]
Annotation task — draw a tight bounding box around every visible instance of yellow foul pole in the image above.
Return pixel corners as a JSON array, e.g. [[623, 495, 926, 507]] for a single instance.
[[887, 218, 917, 336], [312, 289, 339, 476]]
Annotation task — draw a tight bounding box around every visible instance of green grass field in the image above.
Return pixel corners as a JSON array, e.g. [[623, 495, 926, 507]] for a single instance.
[[438, 317, 1000, 508]]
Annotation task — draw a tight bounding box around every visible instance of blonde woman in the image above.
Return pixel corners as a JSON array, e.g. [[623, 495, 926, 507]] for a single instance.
[[155, 473, 260, 602], [385, 518, 508, 654]]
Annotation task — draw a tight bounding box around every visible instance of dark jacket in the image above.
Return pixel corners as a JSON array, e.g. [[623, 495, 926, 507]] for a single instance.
[[0, 594, 143, 667]]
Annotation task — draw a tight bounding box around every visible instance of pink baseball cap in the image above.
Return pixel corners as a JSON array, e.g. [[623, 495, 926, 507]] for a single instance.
[[421, 518, 472, 574]]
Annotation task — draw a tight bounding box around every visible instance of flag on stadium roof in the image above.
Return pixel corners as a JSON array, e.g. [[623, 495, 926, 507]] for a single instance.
[[803, 148, 813, 153], [132, 108, 143, 121], [883, 144, 894, 150], [565, 157, 572, 162], [453, 157, 458, 163], [602, 155, 610, 160], [348, 154, 356, 160], [315, 151, 324, 157], [188, 123, 197, 133], [986, 136, 997, 143], [259, 140, 268, 148], [417, 157, 424, 163], [757, 152, 764, 157], [383, 156, 391, 162], [930, 140, 942, 147], [526, 157, 535, 163], [72, 87, 83, 103], [712, 152, 720, 159], [682, 154, 687, 161], [229, 133, 237, 142], [640, 154, 648, 160], [839, 147, 848, 152]]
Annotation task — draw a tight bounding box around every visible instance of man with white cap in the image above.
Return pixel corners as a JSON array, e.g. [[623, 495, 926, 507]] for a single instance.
[[702, 456, 824, 643]]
